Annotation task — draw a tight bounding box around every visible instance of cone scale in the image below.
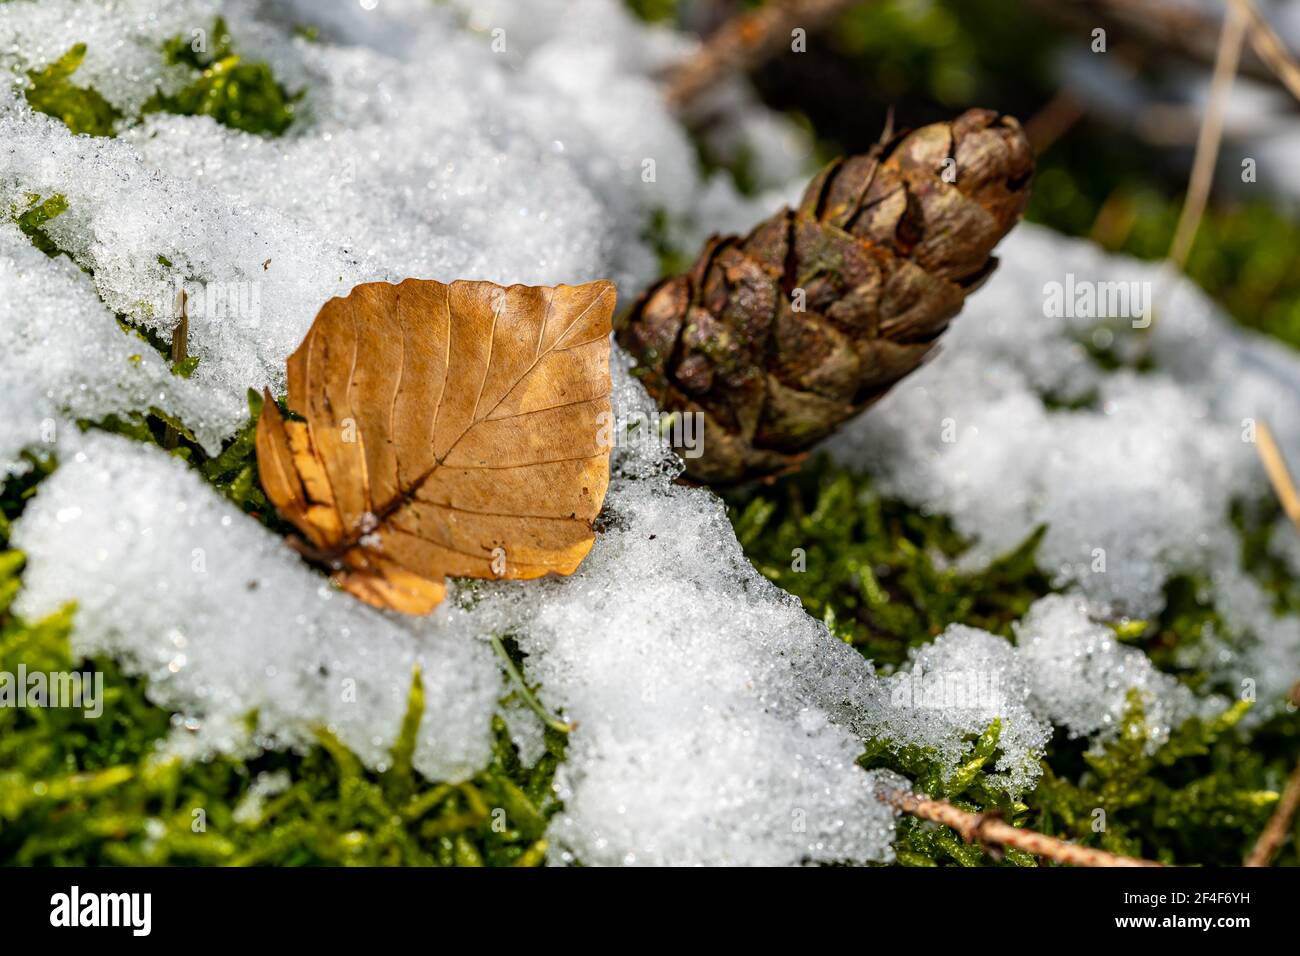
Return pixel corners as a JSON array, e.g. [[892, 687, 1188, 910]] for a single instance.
[[618, 109, 1034, 483]]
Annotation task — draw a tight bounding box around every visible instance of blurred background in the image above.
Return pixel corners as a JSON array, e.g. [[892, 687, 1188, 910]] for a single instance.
[[634, 0, 1300, 350]]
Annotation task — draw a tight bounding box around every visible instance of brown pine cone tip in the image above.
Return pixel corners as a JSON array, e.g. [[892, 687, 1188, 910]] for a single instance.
[[617, 108, 1034, 484]]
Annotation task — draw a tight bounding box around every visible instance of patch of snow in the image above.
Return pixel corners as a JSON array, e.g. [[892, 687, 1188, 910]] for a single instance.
[[452, 359, 902, 865], [13, 431, 504, 783], [879, 593, 1228, 791], [0, 222, 215, 474], [0, 0, 1261, 866], [0, 0, 707, 459], [881, 626, 1050, 794], [1015, 593, 1216, 745], [829, 224, 1300, 709]]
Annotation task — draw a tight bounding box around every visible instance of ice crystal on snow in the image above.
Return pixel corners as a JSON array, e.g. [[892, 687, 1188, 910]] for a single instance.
[[13, 433, 503, 780], [4, 0, 1294, 865], [830, 224, 1300, 710]]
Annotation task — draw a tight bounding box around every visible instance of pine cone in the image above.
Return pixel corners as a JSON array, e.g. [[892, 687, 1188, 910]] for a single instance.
[[617, 108, 1034, 483]]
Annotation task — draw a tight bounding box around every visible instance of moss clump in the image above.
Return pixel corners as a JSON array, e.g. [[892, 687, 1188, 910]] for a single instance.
[[24, 44, 121, 137], [0, 549, 563, 866], [861, 719, 1039, 867], [857, 692, 1286, 866], [145, 17, 301, 136], [12, 193, 70, 259], [20, 21, 299, 140], [736, 457, 1300, 865], [1025, 692, 1275, 865], [727, 458, 1052, 668], [0, 453, 55, 545], [197, 389, 271, 516]]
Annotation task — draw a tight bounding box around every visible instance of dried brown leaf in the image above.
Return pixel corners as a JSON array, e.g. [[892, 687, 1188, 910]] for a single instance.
[[256, 278, 616, 614]]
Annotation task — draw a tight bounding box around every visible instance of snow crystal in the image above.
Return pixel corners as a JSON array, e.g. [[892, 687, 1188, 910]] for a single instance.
[[880, 626, 1050, 794], [461, 359, 899, 865], [0, 0, 1261, 866], [0, 222, 215, 474], [13, 432, 503, 782], [1014, 594, 1216, 747], [829, 224, 1300, 709], [0, 0, 705, 459]]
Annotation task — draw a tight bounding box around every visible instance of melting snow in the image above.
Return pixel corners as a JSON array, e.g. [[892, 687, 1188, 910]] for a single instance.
[[3, 0, 1296, 865], [829, 224, 1300, 712]]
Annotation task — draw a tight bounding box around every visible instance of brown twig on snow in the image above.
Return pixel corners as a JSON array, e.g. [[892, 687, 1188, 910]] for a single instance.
[[880, 788, 1164, 867], [663, 0, 866, 110]]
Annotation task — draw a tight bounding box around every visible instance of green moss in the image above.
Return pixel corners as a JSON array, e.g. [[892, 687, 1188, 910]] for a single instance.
[[0, 550, 563, 866], [145, 17, 301, 137], [171, 355, 201, 378], [861, 720, 1038, 868], [732, 456, 1300, 865], [831, 0, 1050, 107], [623, 0, 680, 23], [12, 193, 70, 259], [0, 452, 56, 547], [640, 208, 694, 278], [24, 44, 121, 137], [1024, 692, 1283, 865], [1030, 159, 1300, 352], [727, 458, 1052, 668], [856, 665, 1292, 866], [197, 390, 269, 514], [19, 23, 299, 140]]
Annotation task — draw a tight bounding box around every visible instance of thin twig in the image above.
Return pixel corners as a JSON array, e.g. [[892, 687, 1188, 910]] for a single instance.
[[1244, 423, 1300, 865], [880, 788, 1164, 867], [1245, 759, 1300, 866], [663, 0, 865, 110], [1167, 1, 1247, 270], [1023, 88, 1088, 155], [1028, 0, 1289, 92], [1255, 420, 1300, 527], [1230, 0, 1300, 104]]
